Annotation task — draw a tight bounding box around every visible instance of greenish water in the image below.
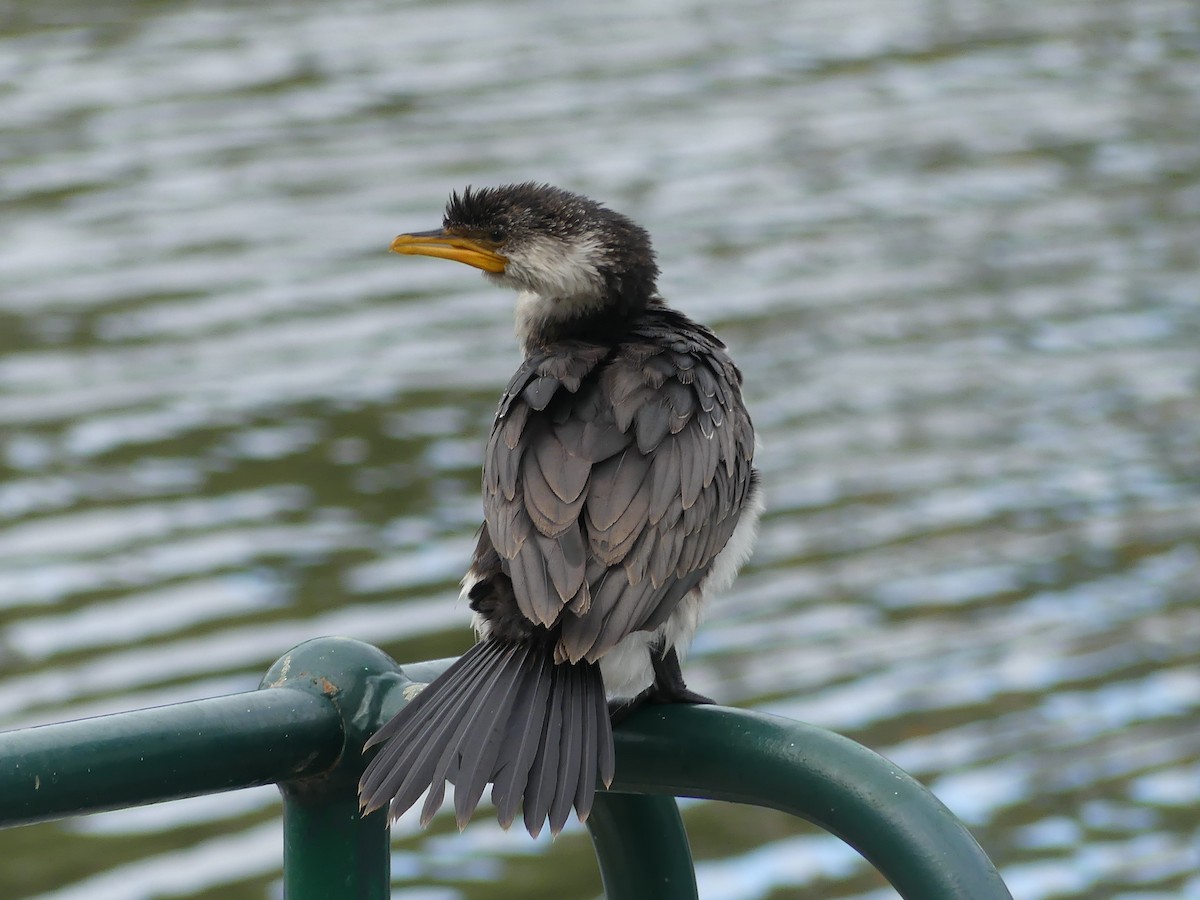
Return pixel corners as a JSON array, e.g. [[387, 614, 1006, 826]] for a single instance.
[[2, 1, 1198, 897]]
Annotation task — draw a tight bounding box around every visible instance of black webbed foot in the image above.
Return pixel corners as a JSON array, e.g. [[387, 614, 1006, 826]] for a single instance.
[[661, 686, 715, 706]]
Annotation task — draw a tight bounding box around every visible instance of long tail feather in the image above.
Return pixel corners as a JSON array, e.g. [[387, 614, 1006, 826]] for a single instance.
[[548, 667, 584, 835], [358, 638, 613, 837], [359, 643, 508, 816], [489, 652, 552, 828], [522, 663, 564, 837]]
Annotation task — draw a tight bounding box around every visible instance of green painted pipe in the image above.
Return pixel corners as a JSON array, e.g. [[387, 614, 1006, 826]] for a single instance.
[[0, 688, 339, 827], [0, 638, 1012, 899], [608, 705, 1013, 900], [588, 792, 699, 899]]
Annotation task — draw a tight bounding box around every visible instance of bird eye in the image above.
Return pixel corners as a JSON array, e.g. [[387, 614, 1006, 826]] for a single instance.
[[489, 228, 505, 243]]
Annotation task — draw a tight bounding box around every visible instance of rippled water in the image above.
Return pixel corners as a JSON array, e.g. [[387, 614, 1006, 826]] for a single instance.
[[2, 0, 1199, 897]]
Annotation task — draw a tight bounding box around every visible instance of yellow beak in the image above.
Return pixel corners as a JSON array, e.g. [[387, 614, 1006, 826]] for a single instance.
[[389, 230, 507, 273]]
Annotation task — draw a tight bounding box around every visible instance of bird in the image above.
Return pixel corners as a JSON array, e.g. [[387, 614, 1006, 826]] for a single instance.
[[358, 182, 761, 839]]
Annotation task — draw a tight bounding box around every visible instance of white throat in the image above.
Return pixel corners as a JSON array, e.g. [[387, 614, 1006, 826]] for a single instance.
[[497, 234, 609, 354], [513, 290, 606, 354]]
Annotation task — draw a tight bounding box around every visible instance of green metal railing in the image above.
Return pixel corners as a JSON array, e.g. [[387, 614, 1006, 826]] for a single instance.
[[0, 636, 1013, 899]]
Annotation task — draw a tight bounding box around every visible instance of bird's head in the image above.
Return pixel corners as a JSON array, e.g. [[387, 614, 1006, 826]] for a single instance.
[[390, 183, 660, 345]]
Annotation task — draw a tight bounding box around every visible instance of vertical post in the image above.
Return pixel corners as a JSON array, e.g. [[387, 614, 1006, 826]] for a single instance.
[[587, 792, 698, 900], [260, 637, 404, 900], [281, 783, 390, 900]]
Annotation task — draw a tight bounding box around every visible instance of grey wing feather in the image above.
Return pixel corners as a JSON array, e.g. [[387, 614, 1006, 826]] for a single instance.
[[508, 539, 557, 626], [532, 428, 591, 503]]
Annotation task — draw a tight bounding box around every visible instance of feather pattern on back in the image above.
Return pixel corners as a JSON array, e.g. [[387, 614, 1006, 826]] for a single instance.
[[482, 306, 756, 664]]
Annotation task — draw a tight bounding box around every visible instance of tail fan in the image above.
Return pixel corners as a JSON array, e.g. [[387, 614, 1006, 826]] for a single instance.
[[358, 638, 615, 837]]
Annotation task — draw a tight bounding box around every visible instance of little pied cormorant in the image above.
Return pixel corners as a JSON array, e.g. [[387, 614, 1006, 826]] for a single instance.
[[358, 183, 761, 838]]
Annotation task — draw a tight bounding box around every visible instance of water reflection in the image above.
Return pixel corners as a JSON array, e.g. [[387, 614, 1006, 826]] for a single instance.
[[2, 0, 1198, 897]]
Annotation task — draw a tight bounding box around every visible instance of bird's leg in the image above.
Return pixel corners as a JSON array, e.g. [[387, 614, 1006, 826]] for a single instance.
[[609, 645, 714, 724], [650, 645, 715, 706]]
